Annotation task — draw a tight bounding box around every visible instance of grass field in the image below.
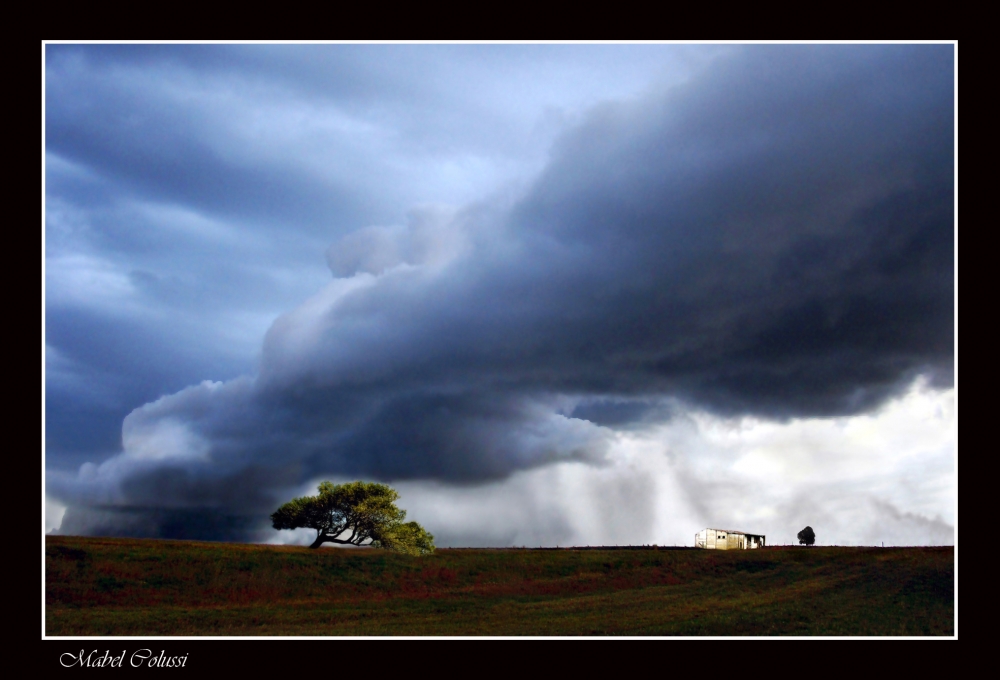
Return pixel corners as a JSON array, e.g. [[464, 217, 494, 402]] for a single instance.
[[45, 536, 954, 636]]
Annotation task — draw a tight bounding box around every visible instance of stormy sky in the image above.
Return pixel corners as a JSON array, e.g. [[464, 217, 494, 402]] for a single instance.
[[45, 44, 955, 547]]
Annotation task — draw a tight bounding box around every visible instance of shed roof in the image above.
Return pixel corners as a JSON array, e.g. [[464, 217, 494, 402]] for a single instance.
[[703, 528, 765, 536]]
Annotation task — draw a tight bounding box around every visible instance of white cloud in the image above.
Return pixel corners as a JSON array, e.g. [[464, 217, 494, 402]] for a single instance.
[[258, 379, 954, 548], [46, 497, 66, 534]]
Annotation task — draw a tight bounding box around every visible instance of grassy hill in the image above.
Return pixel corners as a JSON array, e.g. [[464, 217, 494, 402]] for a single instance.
[[45, 536, 953, 636]]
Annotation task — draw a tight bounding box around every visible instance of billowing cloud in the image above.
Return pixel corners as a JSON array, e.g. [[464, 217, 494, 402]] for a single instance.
[[47, 45, 954, 545], [45, 44, 704, 468]]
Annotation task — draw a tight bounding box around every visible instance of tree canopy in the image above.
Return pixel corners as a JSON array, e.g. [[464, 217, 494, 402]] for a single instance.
[[271, 481, 434, 554], [797, 526, 816, 546]]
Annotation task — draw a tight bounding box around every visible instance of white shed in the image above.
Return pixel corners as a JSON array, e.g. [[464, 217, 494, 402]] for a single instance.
[[695, 528, 766, 550]]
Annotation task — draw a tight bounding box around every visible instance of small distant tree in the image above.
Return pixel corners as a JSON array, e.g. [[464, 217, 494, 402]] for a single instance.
[[271, 481, 434, 555], [797, 526, 816, 546]]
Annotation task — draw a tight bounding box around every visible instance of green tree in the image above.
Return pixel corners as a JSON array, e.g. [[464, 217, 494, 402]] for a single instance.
[[797, 526, 816, 546], [271, 481, 435, 554]]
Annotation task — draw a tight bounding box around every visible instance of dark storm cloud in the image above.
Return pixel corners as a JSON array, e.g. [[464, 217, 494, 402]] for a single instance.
[[499, 45, 953, 416], [45, 304, 252, 465], [51, 45, 954, 541], [47, 43, 691, 478], [253, 45, 952, 418], [45, 43, 701, 463], [58, 506, 263, 542]]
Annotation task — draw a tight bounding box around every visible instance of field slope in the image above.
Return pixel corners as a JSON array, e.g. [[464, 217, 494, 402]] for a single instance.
[[46, 536, 953, 636]]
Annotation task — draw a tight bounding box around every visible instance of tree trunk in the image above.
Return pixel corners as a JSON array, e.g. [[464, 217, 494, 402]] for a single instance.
[[309, 525, 364, 549], [309, 534, 352, 549]]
